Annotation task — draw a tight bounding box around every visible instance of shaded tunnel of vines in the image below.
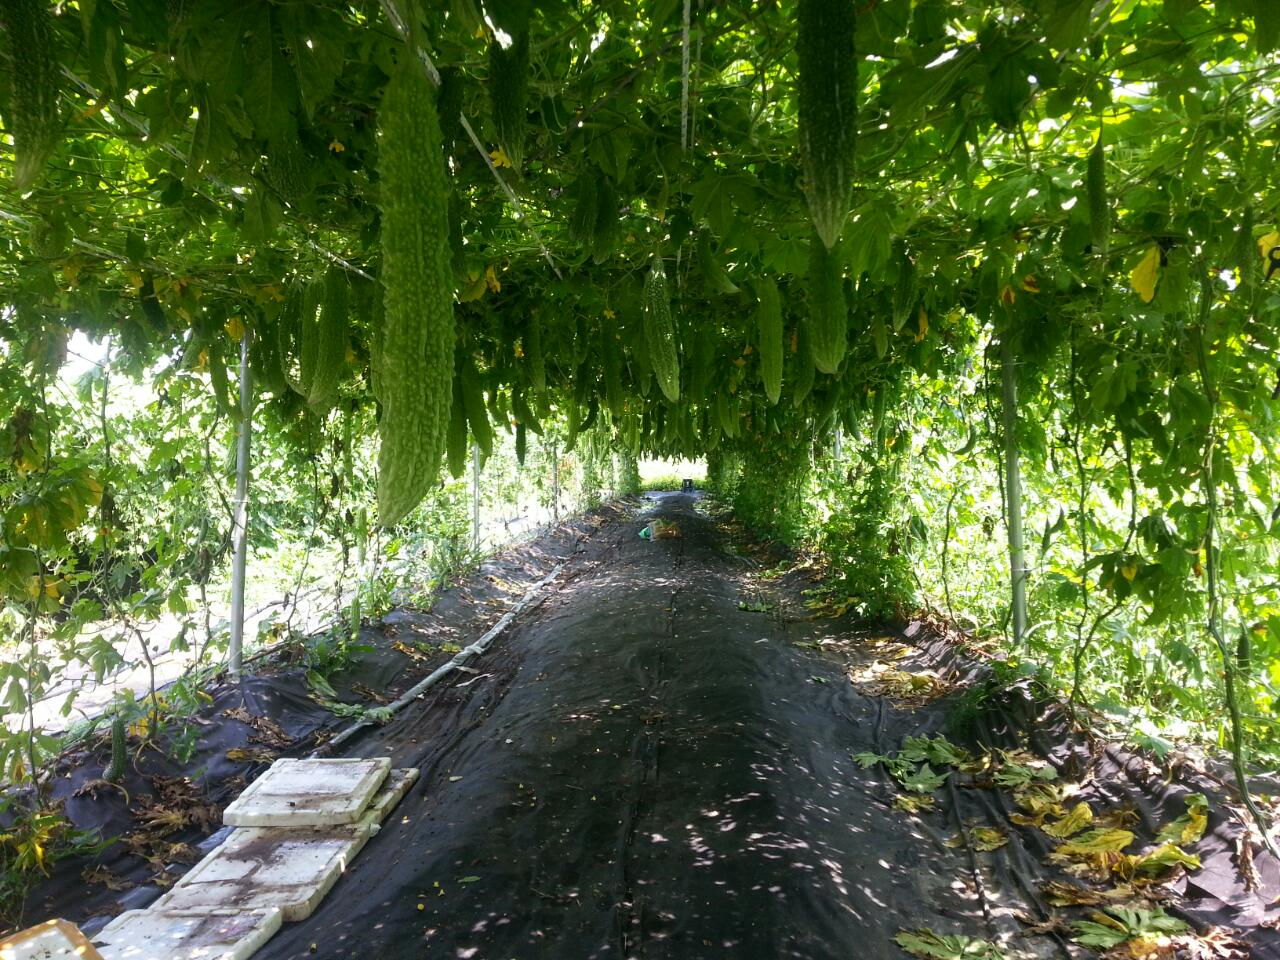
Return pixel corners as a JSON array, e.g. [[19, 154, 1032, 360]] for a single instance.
[[1, 0, 1280, 923]]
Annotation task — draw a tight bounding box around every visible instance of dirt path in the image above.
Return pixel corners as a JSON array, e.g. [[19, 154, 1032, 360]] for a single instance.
[[254, 494, 1040, 960]]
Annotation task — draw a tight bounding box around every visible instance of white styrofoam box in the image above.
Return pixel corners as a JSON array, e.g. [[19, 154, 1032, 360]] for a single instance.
[[1, 919, 103, 960], [93, 909, 281, 960], [155, 822, 374, 921], [222, 757, 391, 827], [359, 767, 419, 828]]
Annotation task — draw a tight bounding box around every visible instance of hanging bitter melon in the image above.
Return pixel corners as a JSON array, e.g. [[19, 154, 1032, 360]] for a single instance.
[[1, 0, 61, 191], [489, 30, 529, 169], [592, 177, 618, 263], [797, 0, 857, 249], [525, 314, 546, 394], [460, 354, 493, 459], [307, 265, 349, 412], [375, 60, 455, 525], [602, 325, 624, 420], [569, 174, 598, 249], [643, 259, 681, 403], [1087, 128, 1108, 260], [808, 235, 847, 375], [792, 322, 816, 407], [446, 371, 469, 479], [105, 714, 127, 783], [756, 277, 783, 405]]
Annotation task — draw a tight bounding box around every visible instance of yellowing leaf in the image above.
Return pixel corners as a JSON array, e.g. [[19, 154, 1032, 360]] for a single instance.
[[484, 263, 502, 293], [970, 826, 1008, 851], [224, 316, 245, 341], [1130, 245, 1160, 302], [458, 273, 488, 302], [1258, 231, 1280, 263], [999, 284, 1016, 306], [1055, 827, 1134, 858], [1155, 793, 1208, 845], [914, 307, 929, 343], [1020, 274, 1040, 293], [893, 793, 936, 814], [1043, 802, 1093, 839], [1135, 842, 1201, 876]]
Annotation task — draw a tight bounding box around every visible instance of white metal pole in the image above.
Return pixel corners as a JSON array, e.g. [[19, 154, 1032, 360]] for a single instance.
[[471, 442, 481, 553], [551, 439, 560, 522], [1001, 334, 1027, 645], [228, 333, 253, 677]]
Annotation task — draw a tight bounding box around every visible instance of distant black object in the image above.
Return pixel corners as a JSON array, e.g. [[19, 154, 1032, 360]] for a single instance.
[[681, 478, 694, 492]]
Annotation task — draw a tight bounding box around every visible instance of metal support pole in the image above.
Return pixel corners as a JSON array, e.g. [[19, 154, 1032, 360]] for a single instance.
[[1001, 334, 1027, 645], [471, 442, 481, 554], [833, 425, 843, 461], [551, 439, 560, 523], [228, 333, 253, 677]]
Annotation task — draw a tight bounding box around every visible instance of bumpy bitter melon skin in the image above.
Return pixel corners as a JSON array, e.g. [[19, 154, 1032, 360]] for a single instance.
[[602, 325, 624, 420], [889, 242, 916, 332], [446, 371, 469, 479], [797, 0, 857, 249], [792, 322, 816, 407], [489, 30, 529, 169], [1, 0, 61, 191], [307, 265, 349, 411], [105, 714, 127, 782], [460, 354, 493, 458], [807, 235, 847, 374], [592, 177, 618, 263], [375, 61, 456, 526], [263, 137, 310, 208], [525, 314, 546, 394], [569, 174, 598, 249], [1087, 129, 1108, 259], [643, 259, 681, 403], [756, 277, 783, 405]]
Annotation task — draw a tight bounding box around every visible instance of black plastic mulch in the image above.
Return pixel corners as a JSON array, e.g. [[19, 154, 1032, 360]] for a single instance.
[[23, 505, 607, 932], [231, 493, 1278, 960], [25, 494, 1280, 958]]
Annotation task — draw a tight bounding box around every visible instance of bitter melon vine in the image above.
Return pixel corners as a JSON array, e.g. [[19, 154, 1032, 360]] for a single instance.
[[808, 236, 847, 375], [797, 0, 857, 249], [2, 0, 61, 191], [756, 278, 783, 406], [489, 30, 529, 169], [643, 259, 681, 403], [375, 59, 455, 526]]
